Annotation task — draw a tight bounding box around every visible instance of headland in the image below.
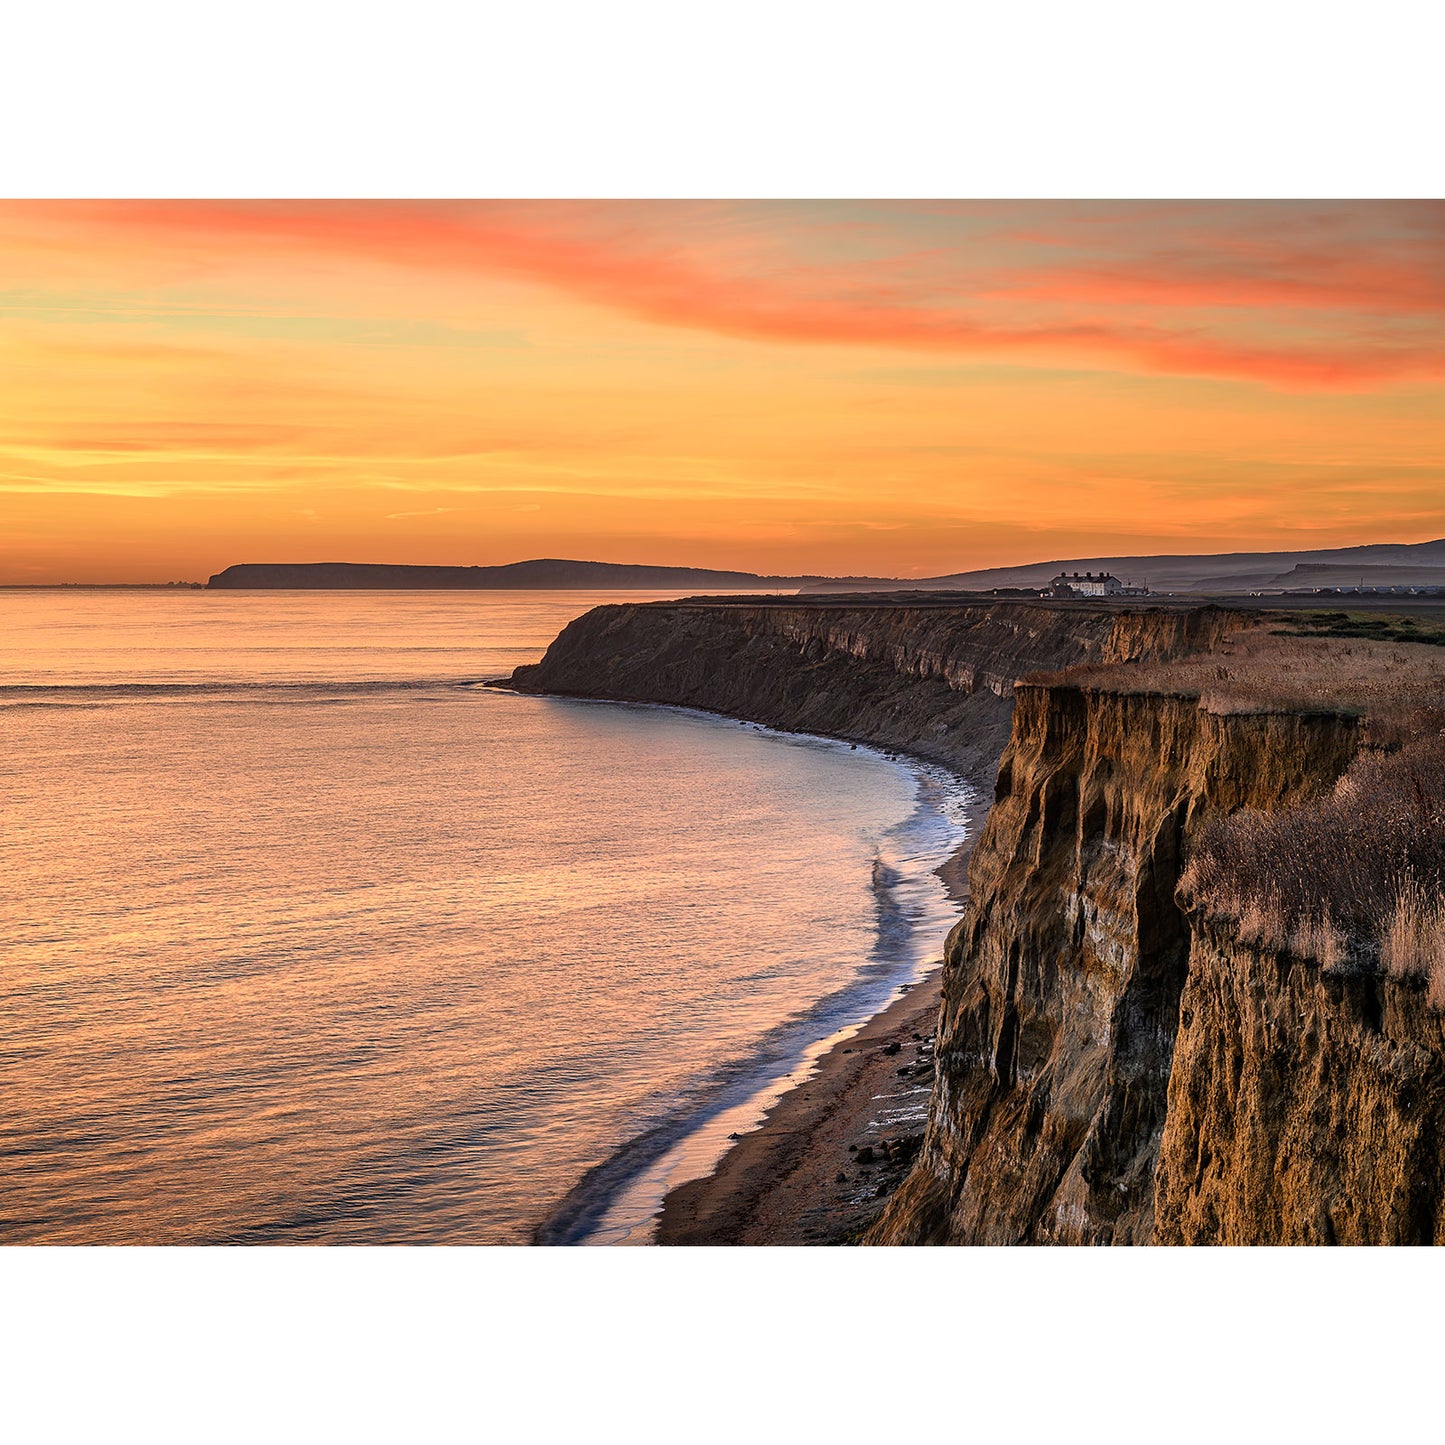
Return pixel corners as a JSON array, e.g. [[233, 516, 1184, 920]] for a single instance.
[[506, 591, 1445, 1244]]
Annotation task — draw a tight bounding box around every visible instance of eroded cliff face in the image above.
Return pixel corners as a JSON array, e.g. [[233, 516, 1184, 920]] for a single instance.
[[506, 598, 1236, 783], [510, 597, 1439, 1244], [1154, 921, 1445, 1244], [871, 684, 1362, 1244]]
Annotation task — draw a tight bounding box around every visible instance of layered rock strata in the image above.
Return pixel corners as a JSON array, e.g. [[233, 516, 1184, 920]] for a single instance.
[[1152, 917, 1445, 1245], [870, 684, 1361, 1243], [506, 597, 1235, 784]]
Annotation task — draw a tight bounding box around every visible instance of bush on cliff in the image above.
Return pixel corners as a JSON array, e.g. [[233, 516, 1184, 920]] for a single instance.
[[1380, 878, 1445, 1008], [1180, 732, 1445, 1004]]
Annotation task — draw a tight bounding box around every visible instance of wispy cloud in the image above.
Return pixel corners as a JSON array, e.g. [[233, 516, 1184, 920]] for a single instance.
[[5, 200, 1440, 389]]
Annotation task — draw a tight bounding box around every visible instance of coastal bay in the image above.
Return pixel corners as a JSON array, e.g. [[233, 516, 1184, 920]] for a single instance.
[[4, 589, 953, 1245]]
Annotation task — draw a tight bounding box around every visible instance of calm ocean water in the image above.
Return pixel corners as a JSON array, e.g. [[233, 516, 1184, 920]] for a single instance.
[[1, 589, 969, 1244]]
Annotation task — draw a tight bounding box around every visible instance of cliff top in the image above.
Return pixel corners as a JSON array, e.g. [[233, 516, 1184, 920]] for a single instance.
[[1032, 615, 1445, 722]]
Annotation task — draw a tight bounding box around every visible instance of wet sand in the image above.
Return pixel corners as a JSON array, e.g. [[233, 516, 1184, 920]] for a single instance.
[[656, 967, 944, 1244]]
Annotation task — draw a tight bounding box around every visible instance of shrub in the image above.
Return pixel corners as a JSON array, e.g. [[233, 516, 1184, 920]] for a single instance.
[[1180, 734, 1445, 1004], [1380, 877, 1445, 1008]]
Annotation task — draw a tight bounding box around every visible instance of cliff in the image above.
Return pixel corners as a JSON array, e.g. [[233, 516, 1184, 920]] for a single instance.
[[1154, 728, 1445, 1244], [510, 596, 1445, 1244], [868, 684, 1362, 1243], [505, 596, 1238, 783], [1153, 916, 1445, 1244], [871, 617, 1445, 1245]]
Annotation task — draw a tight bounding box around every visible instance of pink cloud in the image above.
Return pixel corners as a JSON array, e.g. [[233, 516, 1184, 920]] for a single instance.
[[4, 200, 1442, 390]]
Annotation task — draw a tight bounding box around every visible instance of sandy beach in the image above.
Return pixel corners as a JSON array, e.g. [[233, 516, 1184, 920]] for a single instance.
[[656, 782, 985, 1246], [656, 966, 945, 1244]]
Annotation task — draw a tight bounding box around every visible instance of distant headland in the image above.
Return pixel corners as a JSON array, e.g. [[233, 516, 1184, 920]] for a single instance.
[[795, 535, 1445, 594], [207, 538, 1445, 596], [206, 560, 825, 590]]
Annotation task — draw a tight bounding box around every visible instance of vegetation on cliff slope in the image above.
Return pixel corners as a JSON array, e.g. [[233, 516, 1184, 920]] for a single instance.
[[1039, 622, 1445, 997], [1180, 728, 1445, 1002], [1058, 623, 1445, 999]]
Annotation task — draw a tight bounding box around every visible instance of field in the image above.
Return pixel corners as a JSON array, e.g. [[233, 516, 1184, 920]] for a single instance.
[[1040, 618, 1445, 725]]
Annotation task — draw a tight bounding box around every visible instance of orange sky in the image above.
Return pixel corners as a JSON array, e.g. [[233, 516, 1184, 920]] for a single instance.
[[2, 200, 1443, 582]]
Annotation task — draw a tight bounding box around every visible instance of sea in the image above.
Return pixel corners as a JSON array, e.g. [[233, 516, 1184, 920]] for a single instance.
[[0, 588, 972, 1244]]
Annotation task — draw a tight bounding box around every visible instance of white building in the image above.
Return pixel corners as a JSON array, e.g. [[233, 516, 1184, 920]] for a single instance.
[[1050, 570, 1142, 598], [1051, 570, 1122, 597]]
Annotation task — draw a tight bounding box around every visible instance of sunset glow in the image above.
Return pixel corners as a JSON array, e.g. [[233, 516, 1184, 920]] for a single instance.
[[4, 200, 1443, 582]]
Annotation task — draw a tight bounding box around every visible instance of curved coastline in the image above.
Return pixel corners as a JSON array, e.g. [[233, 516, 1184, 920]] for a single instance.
[[494, 594, 1441, 1245], [494, 596, 1203, 1243], [498, 696, 980, 1245]]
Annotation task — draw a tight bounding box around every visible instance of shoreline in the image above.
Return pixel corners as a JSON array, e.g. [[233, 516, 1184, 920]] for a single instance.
[[498, 682, 992, 1247], [648, 773, 986, 1246], [656, 966, 947, 1244]]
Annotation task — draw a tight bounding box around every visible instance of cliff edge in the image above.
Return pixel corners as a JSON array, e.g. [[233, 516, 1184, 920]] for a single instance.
[[504, 596, 1235, 786], [873, 623, 1445, 1244]]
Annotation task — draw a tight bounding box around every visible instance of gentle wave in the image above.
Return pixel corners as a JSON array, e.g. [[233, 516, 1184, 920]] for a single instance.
[[6, 588, 974, 1245]]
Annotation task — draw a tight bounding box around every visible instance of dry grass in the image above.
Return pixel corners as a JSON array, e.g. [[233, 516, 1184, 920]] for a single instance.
[[1180, 734, 1445, 1005], [1380, 878, 1445, 1007], [1036, 623, 1445, 722], [1235, 894, 1273, 946], [1031, 608, 1445, 1003], [1290, 912, 1347, 971]]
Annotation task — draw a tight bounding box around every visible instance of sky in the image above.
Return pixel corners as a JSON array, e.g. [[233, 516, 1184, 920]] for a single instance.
[[2, 199, 1443, 583]]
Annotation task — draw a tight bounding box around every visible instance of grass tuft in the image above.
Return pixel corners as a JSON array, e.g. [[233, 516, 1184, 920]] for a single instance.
[[1179, 735, 1445, 1004], [1380, 877, 1445, 1007]]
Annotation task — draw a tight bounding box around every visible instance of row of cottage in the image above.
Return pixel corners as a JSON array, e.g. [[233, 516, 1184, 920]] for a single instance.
[[1048, 571, 1150, 598]]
